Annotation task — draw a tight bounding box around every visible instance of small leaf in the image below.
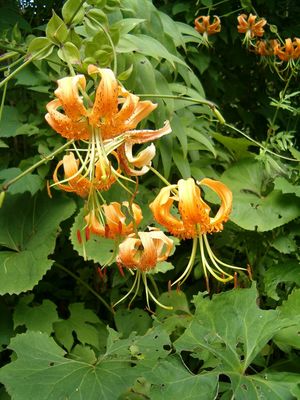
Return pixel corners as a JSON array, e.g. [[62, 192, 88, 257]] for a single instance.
[[114, 308, 152, 338], [0, 106, 22, 138], [264, 262, 300, 300], [57, 42, 81, 64], [62, 0, 85, 25], [46, 11, 68, 45], [0, 168, 43, 195], [27, 37, 54, 60]]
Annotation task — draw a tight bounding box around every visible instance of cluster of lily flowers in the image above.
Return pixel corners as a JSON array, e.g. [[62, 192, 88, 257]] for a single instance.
[[195, 13, 300, 68], [46, 65, 245, 310]]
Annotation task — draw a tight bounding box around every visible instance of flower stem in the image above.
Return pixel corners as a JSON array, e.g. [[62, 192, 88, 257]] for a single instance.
[[0, 139, 74, 192]]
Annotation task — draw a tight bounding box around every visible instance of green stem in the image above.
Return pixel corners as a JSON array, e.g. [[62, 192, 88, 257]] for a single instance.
[[55, 263, 114, 314], [0, 82, 7, 122], [0, 140, 74, 192], [0, 44, 26, 55], [0, 51, 19, 62], [0, 46, 51, 89], [68, 0, 86, 25], [225, 123, 299, 162], [148, 165, 173, 187]]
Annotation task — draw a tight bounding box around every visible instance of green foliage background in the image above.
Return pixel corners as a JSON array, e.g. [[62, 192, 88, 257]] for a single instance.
[[0, 0, 300, 398]]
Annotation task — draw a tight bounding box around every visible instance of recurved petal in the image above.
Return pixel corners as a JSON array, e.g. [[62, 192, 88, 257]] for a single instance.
[[54, 75, 87, 120], [124, 120, 172, 144], [46, 99, 90, 140], [124, 100, 157, 131], [199, 178, 232, 232], [89, 66, 119, 125]]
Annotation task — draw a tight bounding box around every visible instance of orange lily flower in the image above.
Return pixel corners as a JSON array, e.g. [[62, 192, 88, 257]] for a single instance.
[[149, 178, 231, 239], [237, 13, 266, 39], [273, 38, 300, 61], [117, 229, 173, 272], [194, 15, 221, 36], [85, 202, 143, 239], [46, 65, 171, 143], [150, 178, 244, 288], [53, 152, 117, 197], [254, 39, 278, 56]]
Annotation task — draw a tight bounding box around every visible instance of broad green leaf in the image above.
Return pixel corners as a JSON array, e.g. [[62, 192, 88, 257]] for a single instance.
[[0, 168, 43, 195], [221, 159, 300, 231], [57, 42, 81, 64], [212, 132, 256, 158], [46, 11, 68, 44], [112, 18, 146, 35], [187, 128, 217, 157], [53, 303, 103, 352], [0, 106, 22, 137], [263, 262, 300, 300], [271, 234, 297, 254], [114, 308, 152, 338], [274, 289, 300, 351], [175, 286, 291, 373], [0, 192, 75, 294], [14, 64, 50, 87], [70, 208, 115, 265], [117, 34, 186, 68], [0, 139, 8, 148], [14, 295, 60, 334], [0, 331, 138, 400]]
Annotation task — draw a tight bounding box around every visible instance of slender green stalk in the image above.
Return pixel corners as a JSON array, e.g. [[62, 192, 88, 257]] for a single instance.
[[0, 82, 7, 122], [55, 263, 114, 314], [148, 166, 173, 187], [0, 140, 74, 192]]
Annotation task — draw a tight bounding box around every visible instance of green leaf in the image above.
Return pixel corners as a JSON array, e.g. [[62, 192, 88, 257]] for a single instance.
[[0, 106, 22, 138], [221, 159, 300, 231], [264, 262, 300, 300], [114, 308, 152, 338], [57, 42, 81, 64], [0, 192, 75, 294], [112, 18, 146, 35], [0, 168, 43, 195], [0, 300, 13, 348], [0, 331, 138, 400], [14, 296, 60, 334], [0, 139, 8, 148], [27, 37, 54, 60], [46, 11, 68, 45], [212, 132, 256, 158], [70, 208, 115, 265], [274, 289, 300, 351], [62, 0, 85, 25], [144, 357, 219, 400], [175, 286, 292, 373], [53, 303, 102, 351]]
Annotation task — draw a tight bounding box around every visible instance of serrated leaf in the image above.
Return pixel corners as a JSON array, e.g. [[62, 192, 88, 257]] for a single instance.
[[264, 262, 300, 300], [0, 168, 43, 195], [70, 208, 115, 265], [14, 296, 60, 334], [53, 303, 102, 351], [0, 331, 138, 400], [175, 286, 292, 373], [221, 159, 300, 231], [0, 192, 75, 294], [274, 176, 300, 197]]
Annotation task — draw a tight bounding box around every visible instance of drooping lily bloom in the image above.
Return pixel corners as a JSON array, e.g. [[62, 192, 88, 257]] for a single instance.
[[149, 178, 231, 239], [117, 229, 173, 272], [53, 152, 117, 197], [273, 38, 300, 61], [237, 13, 266, 39], [85, 202, 143, 239], [150, 178, 244, 287], [46, 65, 171, 143], [194, 15, 221, 35], [254, 39, 278, 56]]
